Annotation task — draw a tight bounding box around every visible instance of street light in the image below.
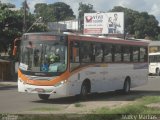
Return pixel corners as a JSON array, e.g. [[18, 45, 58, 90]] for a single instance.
[[26, 17, 42, 33]]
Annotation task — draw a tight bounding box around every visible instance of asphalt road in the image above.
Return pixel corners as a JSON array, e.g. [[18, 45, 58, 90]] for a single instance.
[[0, 76, 160, 114]]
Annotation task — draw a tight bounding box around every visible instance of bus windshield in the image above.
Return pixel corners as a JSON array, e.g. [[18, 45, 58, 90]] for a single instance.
[[19, 37, 67, 74]]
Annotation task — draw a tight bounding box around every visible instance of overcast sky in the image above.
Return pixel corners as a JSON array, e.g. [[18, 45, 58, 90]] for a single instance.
[[1, 0, 160, 23]]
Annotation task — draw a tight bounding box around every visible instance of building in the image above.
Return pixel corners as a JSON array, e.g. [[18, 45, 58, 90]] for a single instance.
[[149, 41, 160, 53]]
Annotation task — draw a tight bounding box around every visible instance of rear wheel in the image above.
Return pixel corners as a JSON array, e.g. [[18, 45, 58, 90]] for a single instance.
[[80, 81, 90, 100], [38, 94, 50, 100], [123, 78, 130, 94]]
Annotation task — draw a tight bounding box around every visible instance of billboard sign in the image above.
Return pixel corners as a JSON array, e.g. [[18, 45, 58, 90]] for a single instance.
[[84, 12, 124, 34]]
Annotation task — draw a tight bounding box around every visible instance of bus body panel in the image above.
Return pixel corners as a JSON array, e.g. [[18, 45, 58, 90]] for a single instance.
[[18, 62, 148, 98], [17, 33, 149, 99], [67, 63, 148, 96], [149, 63, 159, 74], [149, 52, 160, 75]]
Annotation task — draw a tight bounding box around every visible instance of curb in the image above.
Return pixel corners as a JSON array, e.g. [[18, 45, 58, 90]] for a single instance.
[[0, 81, 17, 87]]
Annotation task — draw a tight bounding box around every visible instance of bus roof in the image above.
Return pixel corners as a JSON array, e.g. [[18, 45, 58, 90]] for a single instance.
[[23, 32, 148, 46], [68, 34, 149, 46]]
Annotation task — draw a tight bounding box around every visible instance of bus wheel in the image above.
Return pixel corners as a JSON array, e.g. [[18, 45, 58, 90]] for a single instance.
[[38, 94, 50, 100], [80, 81, 90, 100], [156, 68, 160, 76], [123, 78, 130, 94]]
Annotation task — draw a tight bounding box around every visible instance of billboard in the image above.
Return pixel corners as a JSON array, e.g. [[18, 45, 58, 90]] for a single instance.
[[84, 12, 124, 34]]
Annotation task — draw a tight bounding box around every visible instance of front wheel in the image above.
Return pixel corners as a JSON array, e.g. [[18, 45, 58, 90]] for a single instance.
[[156, 69, 160, 76], [38, 94, 50, 100]]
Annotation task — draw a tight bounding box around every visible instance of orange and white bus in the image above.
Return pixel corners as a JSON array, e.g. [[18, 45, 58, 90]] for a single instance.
[[17, 32, 148, 100]]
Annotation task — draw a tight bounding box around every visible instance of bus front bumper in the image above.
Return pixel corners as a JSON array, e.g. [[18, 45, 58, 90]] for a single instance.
[[18, 79, 68, 98]]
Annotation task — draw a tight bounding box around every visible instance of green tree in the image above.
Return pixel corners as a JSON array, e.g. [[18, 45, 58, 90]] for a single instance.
[[78, 2, 96, 31], [51, 2, 75, 21], [34, 3, 49, 21], [0, 2, 48, 54], [0, 4, 23, 52], [110, 6, 159, 39], [34, 2, 75, 22]]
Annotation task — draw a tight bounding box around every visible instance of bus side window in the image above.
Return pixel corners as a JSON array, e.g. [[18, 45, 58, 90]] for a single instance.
[[123, 46, 131, 62], [114, 45, 122, 62], [90, 43, 96, 62], [95, 43, 103, 63], [140, 47, 147, 62], [133, 47, 139, 62], [144, 47, 148, 62], [80, 42, 91, 63], [104, 44, 112, 62], [70, 41, 80, 71]]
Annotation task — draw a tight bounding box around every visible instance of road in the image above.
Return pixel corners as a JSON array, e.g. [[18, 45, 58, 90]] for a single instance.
[[0, 76, 160, 114]]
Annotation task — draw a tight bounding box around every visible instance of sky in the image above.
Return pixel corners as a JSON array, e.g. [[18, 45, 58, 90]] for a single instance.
[[1, 0, 160, 23]]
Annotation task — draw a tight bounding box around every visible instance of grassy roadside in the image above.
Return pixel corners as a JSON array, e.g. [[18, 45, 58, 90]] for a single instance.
[[89, 96, 160, 120], [94, 96, 160, 114], [1, 96, 160, 120]]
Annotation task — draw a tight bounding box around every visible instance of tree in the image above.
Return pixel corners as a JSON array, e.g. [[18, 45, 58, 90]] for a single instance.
[[34, 3, 49, 21], [51, 2, 75, 21], [78, 2, 96, 31], [0, 4, 23, 52], [110, 6, 159, 39], [0, 2, 48, 53], [34, 2, 75, 22]]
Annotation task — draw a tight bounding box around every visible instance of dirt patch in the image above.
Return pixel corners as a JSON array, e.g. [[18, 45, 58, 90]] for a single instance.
[[61, 101, 132, 114], [22, 90, 160, 114], [146, 102, 160, 109]]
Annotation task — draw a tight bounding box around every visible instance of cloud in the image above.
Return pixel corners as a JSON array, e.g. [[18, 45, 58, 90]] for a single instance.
[[59, 0, 160, 23], [1, 0, 160, 23], [27, 0, 47, 13], [1, 0, 11, 2]]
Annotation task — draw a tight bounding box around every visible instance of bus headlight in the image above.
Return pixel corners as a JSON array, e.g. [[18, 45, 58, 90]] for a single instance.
[[54, 80, 67, 87]]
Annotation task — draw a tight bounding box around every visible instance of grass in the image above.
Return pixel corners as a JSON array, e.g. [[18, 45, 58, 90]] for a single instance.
[[30, 107, 60, 112], [94, 96, 160, 114], [88, 96, 160, 120], [2, 96, 160, 120], [74, 102, 84, 107]]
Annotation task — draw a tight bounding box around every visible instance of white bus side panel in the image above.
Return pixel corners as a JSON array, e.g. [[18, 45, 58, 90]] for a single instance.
[[18, 63, 148, 98], [149, 63, 160, 74], [67, 63, 148, 96]]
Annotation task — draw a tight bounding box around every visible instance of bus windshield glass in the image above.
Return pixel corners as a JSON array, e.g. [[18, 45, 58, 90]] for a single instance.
[[19, 35, 67, 74]]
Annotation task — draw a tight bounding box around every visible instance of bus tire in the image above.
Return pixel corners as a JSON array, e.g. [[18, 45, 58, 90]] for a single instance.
[[80, 80, 90, 100], [123, 78, 131, 94], [156, 68, 160, 76], [38, 94, 50, 100]]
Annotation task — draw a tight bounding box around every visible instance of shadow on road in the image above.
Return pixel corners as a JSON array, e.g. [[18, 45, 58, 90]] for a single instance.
[[32, 90, 160, 105], [0, 86, 17, 90]]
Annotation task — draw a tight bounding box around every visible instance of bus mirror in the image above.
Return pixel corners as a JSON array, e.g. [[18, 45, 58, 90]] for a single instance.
[[13, 46, 17, 56]]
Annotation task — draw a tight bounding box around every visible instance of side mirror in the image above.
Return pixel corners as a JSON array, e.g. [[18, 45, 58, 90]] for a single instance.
[[13, 46, 17, 56]]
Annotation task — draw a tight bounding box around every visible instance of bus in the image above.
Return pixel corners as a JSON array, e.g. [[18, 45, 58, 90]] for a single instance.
[[16, 32, 148, 100], [149, 52, 160, 76]]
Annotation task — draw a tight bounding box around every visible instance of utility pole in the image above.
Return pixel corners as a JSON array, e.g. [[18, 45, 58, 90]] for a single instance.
[[23, 0, 27, 33]]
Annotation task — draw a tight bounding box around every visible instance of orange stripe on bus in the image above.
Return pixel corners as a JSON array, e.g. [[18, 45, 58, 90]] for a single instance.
[[18, 69, 70, 86]]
